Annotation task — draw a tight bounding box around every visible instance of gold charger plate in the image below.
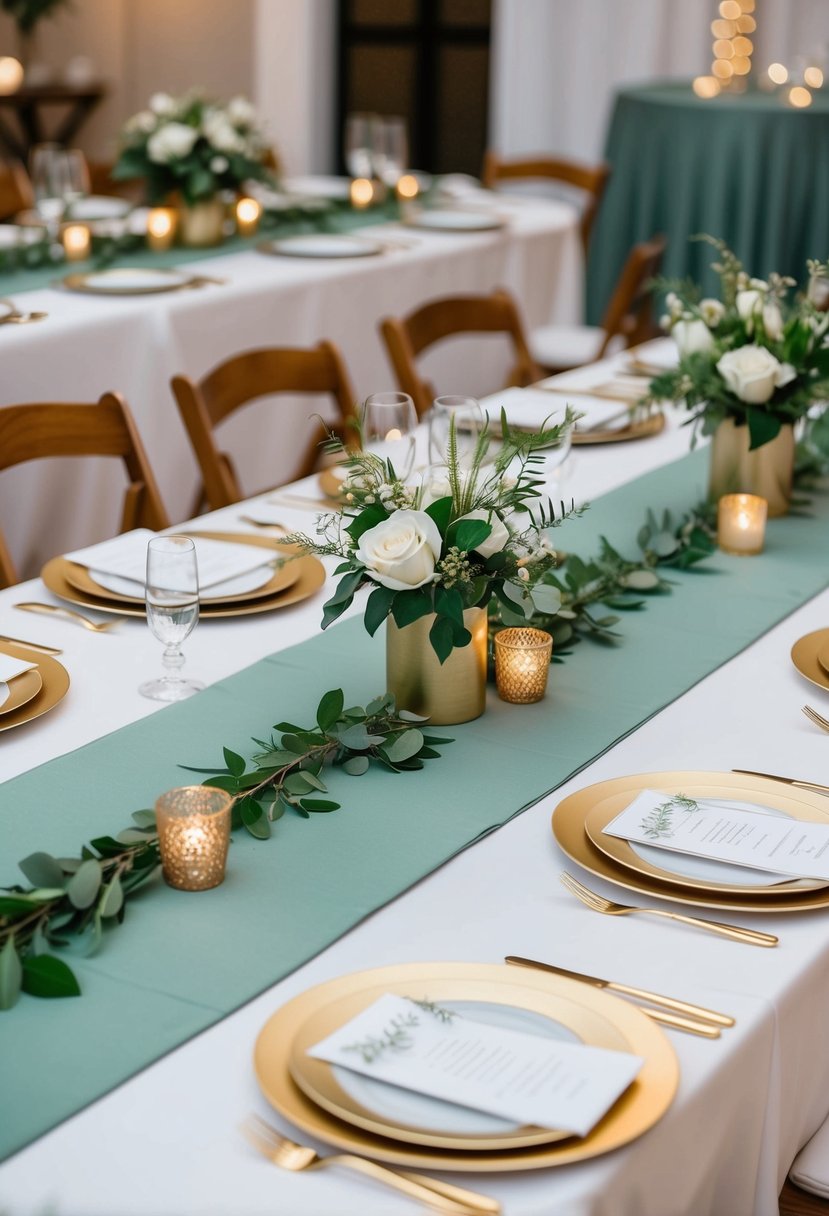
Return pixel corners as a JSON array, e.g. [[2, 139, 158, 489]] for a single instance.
[[42, 534, 325, 620], [255, 961, 678, 1172], [553, 771, 829, 913], [582, 776, 825, 896], [791, 629, 829, 693], [819, 643, 829, 678], [0, 643, 69, 733], [571, 412, 665, 446], [60, 267, 197, 296], [0, 667, 42, 717], [60, 552, 299, 607]]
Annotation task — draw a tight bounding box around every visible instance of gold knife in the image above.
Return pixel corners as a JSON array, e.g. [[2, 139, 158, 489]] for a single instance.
[[0, 633, 63, 655], [732, 768, 829, 796], [505, 956, 735, 1027]]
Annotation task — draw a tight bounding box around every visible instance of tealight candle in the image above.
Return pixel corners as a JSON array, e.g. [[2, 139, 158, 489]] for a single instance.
[[350, 177, 376, 209], [717, 493, 768, 556], [61, 223, 90, 262], [235, 195, 262, 237], [494, 627, 553, 704], [396, 173, 420, 202], [155, 786, 233, 891], [146, 207, 177, 252]]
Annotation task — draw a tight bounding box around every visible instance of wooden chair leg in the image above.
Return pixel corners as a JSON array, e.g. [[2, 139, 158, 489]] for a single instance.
[[780, 1178, 829, 1216]]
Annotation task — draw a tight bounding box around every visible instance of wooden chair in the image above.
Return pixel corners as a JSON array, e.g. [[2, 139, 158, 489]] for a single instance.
[[0, 159, 34, 220], [171, 341, 358, 513], [379, 288, 542, 419], [482, 151, 611, 256], [0, 393, 170, 589], [87, 161, 143, 203], [529, 235, 667, 375]]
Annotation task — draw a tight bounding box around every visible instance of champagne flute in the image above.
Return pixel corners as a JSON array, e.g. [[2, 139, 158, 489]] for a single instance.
[[29, 144, 70, 238], [139, 536, 205, 702], [361, 391, 418, 480], [371, 116, 408, 189], [429, 396, 485, 468], [344, 113, 375, 179]]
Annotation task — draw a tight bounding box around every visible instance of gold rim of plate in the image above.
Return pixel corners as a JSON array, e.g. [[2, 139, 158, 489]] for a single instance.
[[257, 235, 383, 258], [255, 961, 678, 1172], [41, 533, 325, 619], [571, 412, 665, 446], [582, 776, 827, 895], [553, 770, 829, 913], [791, 629, 829, 693], [0, 667, 42, 717], [0, 643, 69, 733], [61, 552, 299, 608], [60, 268, 197, 296]]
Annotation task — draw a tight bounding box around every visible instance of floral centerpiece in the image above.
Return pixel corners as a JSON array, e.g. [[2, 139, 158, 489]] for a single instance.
[[285, 412, 583, 723], [113, 90, 273, 245], [649, 239, 829, 513]]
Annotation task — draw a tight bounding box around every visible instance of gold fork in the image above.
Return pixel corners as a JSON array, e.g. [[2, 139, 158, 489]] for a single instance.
[[560, 872, 778, 947], [241, 1114, 500, 1215], [803, 705, 829, 735], [14, 602, 121, 633]]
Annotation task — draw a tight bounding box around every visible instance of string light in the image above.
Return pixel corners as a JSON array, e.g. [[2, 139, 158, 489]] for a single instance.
[[789, 86, 813, 108], [768, 62, 788, 84], [804, 66, 824, 88], [700, 0, 755, 96]]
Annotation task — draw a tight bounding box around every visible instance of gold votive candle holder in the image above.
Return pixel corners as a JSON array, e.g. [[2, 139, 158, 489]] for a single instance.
[[235, 195, 262, 237], [147, 206, 177, 252], [717, 493, 768, 556], [494, 627, 553, 704], [61, 223, 91, 262], [350, 177, 376, 209], [155, 786, 232, 891], [396, 173, 420, 202]]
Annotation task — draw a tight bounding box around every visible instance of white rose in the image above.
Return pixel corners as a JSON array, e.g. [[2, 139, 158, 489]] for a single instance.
[[699, 298, 725, 327], [149, 92, 177, 116], [356, 510, 441, 591], [202, 110, 244, 154], [762, 302, 783, 341], [210, 155, 229, 174], [127, 109, 156, 134], [673, 318, 714, 356], [716, 345, 794, 404], [227, 95, 256, 126], [147, 122, 198, 164], [665, 291, 683, 320], [736, 289, 764, 330], [456, 509, 510, 559]]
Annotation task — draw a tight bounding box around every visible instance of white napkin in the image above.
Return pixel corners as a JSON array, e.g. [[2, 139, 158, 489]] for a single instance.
[[0, 654, 36, 682], [481, 387, 630, 432], [628, 337, 679, 373], [65, 529, 272, 590]]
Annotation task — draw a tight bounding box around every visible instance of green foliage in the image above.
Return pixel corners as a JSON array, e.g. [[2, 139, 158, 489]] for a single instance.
[[0, 0, 68, 35]]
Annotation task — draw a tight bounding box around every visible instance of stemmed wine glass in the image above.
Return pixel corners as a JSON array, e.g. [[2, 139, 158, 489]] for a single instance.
[[428, 396, 486, 468], [361, 391, 418, 480], [344, 113, 375, 179], [139, 536, 205, 702], [29, 144, 71, 238], [371, 116, 408, 189]]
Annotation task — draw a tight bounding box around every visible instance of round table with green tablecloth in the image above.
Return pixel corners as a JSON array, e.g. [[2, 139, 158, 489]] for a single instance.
[[587, 81, 829, 323]]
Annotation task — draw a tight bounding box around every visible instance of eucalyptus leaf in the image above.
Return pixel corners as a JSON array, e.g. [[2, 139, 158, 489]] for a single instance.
[[67, 859, 103, 910], [18, 852, 64, 889], [335, 723, 385, 749], [99, 875, 124, 919], [223, 747, 246, 777], [343, 755, 370, 775], [21, 954, 81, 1000], [385, 729, 424, 763], [131, 810, 157, 829], [316, 688, 344, 731]]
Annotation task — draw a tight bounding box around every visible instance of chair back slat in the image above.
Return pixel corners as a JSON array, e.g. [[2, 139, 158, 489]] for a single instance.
[[0, 159, 34, 220], [598, 235, 666, 355], [482, 151, 611, 254]]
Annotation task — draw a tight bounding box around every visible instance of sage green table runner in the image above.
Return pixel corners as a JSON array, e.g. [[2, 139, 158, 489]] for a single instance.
[[3, 447, 829, 1162]]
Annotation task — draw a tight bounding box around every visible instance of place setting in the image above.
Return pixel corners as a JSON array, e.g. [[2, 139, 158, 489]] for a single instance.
[[0, 639, 70, 733], [480, 385, 664, 445]]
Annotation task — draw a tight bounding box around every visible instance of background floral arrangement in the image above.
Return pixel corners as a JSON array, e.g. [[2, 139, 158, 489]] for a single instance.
[[649, 238, 829, 451], [286, 413, 585, 663], [113, 90, 273, 205]]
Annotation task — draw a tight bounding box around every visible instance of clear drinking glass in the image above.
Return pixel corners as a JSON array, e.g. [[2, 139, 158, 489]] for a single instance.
[[63, 149, 90, 211], [344, 113, 375, 179], [29, 144, 70, 237], [139, 536, 205, 702], [429, 396, 486, 468], [371, 116, 408, 188], [361, 391, 418, 479]]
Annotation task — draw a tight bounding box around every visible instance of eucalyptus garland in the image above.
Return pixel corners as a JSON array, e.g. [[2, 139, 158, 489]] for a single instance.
[[0, 690, 451, 1011]]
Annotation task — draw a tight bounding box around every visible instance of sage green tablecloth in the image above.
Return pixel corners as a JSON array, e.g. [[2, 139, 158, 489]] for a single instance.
[[587, 82, 829, 323], [3, 448, 829, 1161]]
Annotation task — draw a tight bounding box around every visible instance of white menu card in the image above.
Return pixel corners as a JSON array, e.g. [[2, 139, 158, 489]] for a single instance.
[[604, 790, 829, 881], [480, 387, 628, 432], [308, 993, 642, 1137]]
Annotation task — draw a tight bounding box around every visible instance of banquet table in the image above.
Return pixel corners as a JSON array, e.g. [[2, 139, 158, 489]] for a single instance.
[[2, 355, 829, 1216], [586, 81, 829, 324], [0, 192, 581, 580]]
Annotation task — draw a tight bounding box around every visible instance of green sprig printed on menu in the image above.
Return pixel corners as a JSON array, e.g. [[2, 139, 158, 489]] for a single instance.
[[0, 689, 452, 1012], [640, 794, 699, 840]]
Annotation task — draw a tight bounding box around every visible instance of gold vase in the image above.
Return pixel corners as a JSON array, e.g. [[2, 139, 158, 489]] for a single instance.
[[386, 607, 488, 725], [708, 418, 794, 518], [178, 198, 225, 248]]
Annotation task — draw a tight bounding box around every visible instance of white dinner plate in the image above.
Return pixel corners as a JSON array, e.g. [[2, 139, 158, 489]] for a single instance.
[[259, 234, 384, 259], [67, 196, 132, 221], [406, 209, 505, 233], [90, 564, 276, 601], [281, 175, 352, 200], [61, 267, 195, 295], [0, 682, 9, 710], [0, 224, 46, 249]]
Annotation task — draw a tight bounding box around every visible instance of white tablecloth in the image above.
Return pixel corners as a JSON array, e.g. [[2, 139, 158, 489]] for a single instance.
[[0, 197, 581, 579], [1, 364, 828, 1216]]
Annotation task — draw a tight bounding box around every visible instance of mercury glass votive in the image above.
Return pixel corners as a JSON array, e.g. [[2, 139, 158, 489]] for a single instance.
[[147, 207, 177, 252], [61, 223, 91, 262], [717, 493, 768, 556], [396, 173, 420, 202], [155, 786, 233, 891], [350, 177, 376, 209], [494, 628, 553, 704], [235, 196, 262, 237]]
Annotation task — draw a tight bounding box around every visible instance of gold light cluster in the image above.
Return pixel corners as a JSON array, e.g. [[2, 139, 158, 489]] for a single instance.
[[693, 0, 756, 99], [765, 60, 824, 108]]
